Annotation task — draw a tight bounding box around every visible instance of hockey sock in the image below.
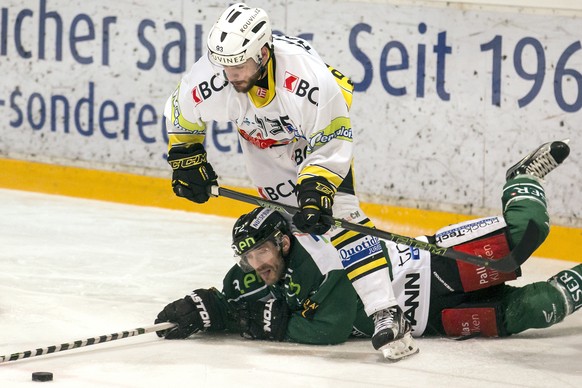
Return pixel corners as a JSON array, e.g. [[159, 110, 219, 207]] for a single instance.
[[502, 176, 549, 249], [548, 263, 582, 315], [502, 281, 568, 335]]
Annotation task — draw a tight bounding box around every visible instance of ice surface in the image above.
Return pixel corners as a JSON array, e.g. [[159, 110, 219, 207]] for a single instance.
[[0, 188, 580, 387]]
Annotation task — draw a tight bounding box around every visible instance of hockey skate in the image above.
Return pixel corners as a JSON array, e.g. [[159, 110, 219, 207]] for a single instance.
[[506, 140, 570, 181], [371, 306, 419, 361]]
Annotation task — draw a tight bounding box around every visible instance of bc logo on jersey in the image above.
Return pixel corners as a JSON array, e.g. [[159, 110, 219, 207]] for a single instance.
[[283, 71, 318, 106], [284, 72, 300, 92], [258, 180, 297, 200], [190, 75, 229, 106], [192, 86, 203, 106]]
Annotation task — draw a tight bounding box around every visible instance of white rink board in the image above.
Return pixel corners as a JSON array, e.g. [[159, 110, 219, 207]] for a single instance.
[[0, 0, 581, 224]]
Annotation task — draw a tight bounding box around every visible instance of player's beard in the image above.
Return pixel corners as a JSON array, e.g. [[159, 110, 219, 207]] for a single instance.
[[255, 259, 284, 286], [231, 65, 263, 93]]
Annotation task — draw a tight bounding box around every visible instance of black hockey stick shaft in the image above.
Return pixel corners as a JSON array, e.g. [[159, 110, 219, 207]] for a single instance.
[[0, 322, 176, 364], [212, 186, 538, 272]]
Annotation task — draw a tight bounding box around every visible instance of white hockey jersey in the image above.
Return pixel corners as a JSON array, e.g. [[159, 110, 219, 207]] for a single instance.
[[164, 35, 355, 207]]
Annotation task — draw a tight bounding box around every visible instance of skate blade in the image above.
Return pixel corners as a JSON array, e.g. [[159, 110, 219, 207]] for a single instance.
[[379, 333, 420, 361]]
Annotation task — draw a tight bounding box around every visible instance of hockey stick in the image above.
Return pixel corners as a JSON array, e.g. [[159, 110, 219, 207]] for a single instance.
[[212, 186, 539, 272], [0, 322, 176, 364]]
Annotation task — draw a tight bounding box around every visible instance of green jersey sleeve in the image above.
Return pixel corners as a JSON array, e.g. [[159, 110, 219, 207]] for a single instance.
[[281, 236, 369, 345]]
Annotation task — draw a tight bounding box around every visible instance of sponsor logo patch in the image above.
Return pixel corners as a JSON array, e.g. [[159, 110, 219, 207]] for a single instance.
[[191, 86, 203, 106], [435, 216, 504, 245], [250, 208, 272, 229], [256, 87, 267, 98], [308, 126, 353, 150], [339, 236, 382, 265], [284, 72, 299, 92]]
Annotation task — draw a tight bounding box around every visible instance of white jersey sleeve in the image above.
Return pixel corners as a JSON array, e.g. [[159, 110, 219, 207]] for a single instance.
[[164, 55, 236, 148]]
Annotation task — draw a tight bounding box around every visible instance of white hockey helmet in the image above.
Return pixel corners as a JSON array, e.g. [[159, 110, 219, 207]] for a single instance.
[[207, 3, 272, 67]]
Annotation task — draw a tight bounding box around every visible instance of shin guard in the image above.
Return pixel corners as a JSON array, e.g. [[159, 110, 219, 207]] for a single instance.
[[453, 231, 519, 291], [434, 217, 519, 291]]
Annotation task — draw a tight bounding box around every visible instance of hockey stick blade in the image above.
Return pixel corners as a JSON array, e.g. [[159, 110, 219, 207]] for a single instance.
[[212, 186, 537, 272]]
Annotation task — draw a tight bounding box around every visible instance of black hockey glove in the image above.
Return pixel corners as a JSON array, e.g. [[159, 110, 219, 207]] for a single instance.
[[292, 176, 335, 235], [235, 299, 290, 341], [167, 143, 218, 204], [155, 288, 225, 339]]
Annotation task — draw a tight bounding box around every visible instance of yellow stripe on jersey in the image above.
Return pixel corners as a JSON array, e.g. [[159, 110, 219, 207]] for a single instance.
[[298, 165, 344, 189], [327, 64, 354, 110], [331, 229, 360, 247], [248, 51, 276, 108], [361, 218, 376, 228], [346, 258, 388, 280], [330, 219, 376, 247], [168, 133, 206, 148]]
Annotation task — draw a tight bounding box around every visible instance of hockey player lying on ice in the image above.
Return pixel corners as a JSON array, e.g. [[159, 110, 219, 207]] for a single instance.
[[155, 140, 581, 352]]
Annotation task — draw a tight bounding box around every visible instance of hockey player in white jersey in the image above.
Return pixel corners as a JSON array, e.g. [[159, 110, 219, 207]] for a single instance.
[[163, 3, 417, 360]]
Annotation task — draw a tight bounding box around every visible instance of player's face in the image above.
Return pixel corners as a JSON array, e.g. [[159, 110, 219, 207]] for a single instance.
[[244, 240, 285, 285], [223, 59, 262, 93]]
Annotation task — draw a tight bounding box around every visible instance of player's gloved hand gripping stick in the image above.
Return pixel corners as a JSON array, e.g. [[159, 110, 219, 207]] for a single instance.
[[210, 186, 539, 273], [168, 144, 218, 204], [292, 176, 336, 235]]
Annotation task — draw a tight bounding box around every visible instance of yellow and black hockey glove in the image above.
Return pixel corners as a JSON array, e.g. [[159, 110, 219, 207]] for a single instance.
[[167, 144, 218, 204], [292, 176, 335, 235]]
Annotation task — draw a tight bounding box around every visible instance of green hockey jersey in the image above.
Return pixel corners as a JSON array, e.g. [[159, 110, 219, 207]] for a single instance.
[[216, 233, 373, 344]]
